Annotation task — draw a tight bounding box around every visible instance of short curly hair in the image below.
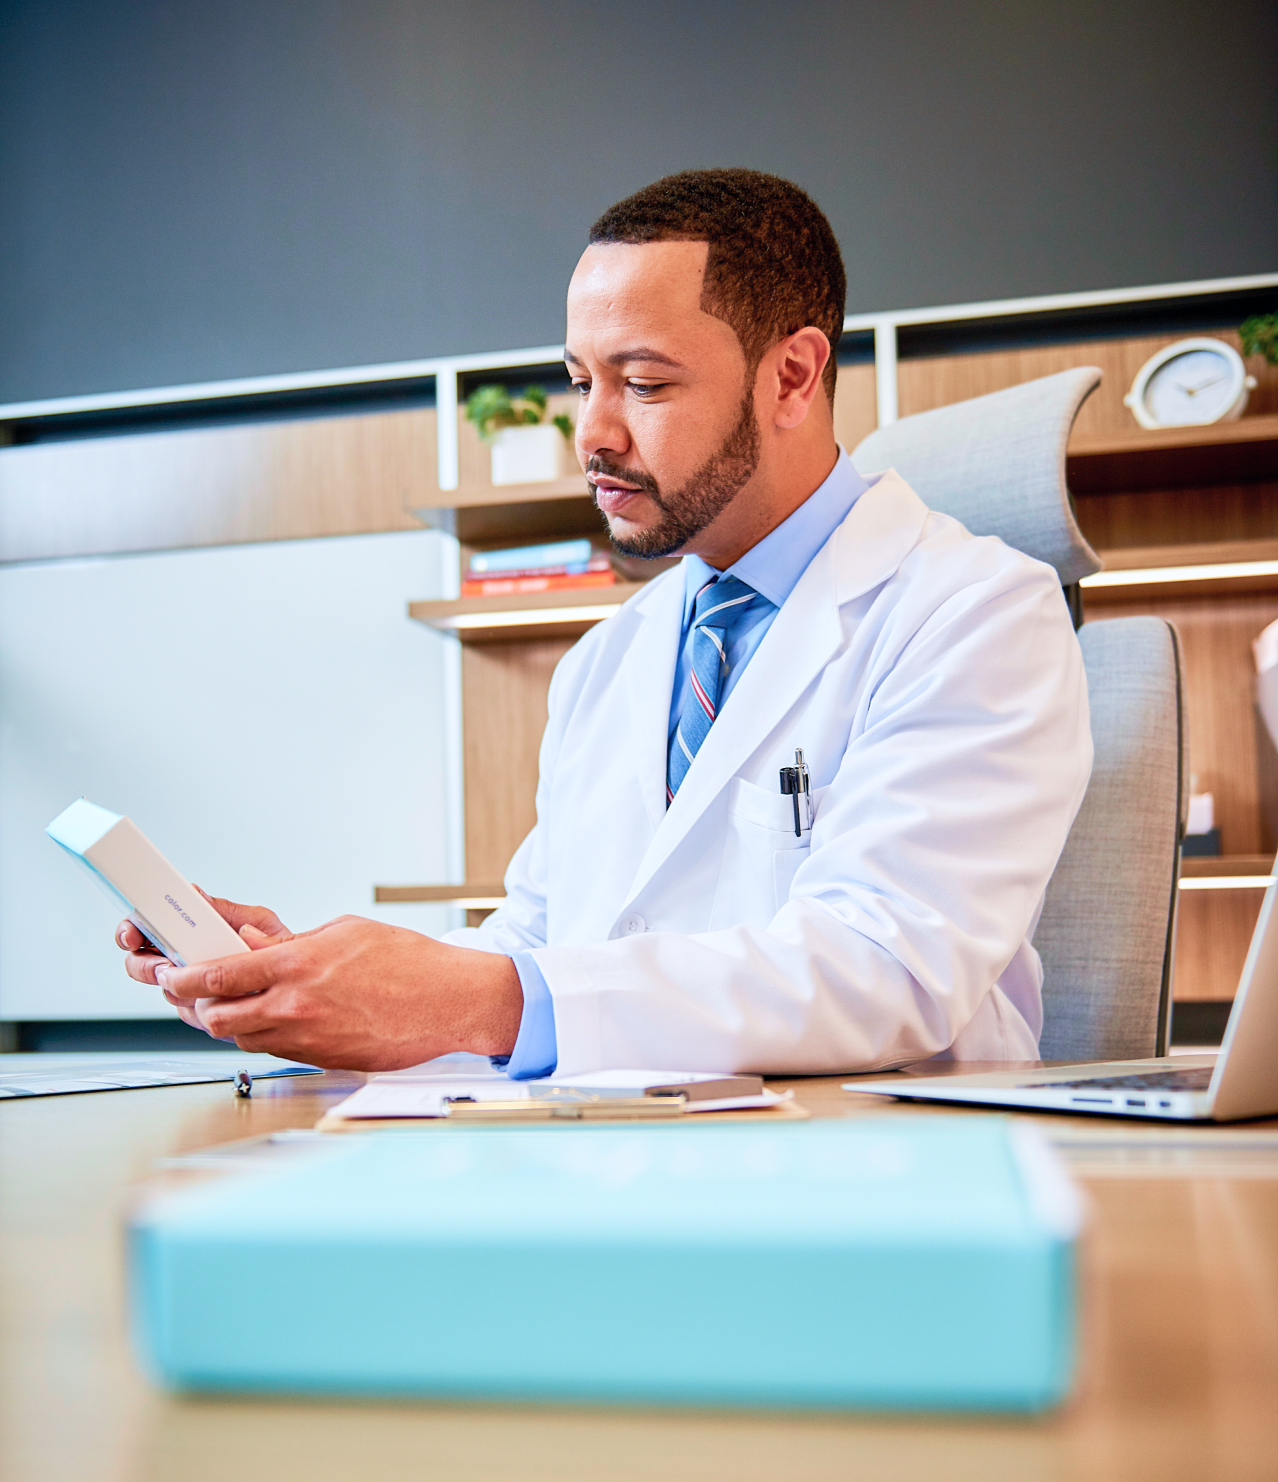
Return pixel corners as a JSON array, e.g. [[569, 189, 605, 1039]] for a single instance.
[[589, 168, 846, 404]]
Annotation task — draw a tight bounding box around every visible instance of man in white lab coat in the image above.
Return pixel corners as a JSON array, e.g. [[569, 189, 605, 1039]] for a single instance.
[[120, 169, 1092, 1075]]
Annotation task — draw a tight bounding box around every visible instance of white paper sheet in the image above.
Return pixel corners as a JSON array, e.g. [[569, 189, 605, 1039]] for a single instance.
[[328, 1064, 785, 1120]]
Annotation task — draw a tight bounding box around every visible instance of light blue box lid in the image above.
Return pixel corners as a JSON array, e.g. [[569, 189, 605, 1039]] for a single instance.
[[132, 1118, 1081, 1410]]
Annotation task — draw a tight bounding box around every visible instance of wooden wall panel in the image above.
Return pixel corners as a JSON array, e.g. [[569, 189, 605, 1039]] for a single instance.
[[461, 637, 573, 881], [1173, 889, 1264, 1002], [833, 363, 878, 455], [898, 330, 1278, 436], [1076, 482, 1278, 552], [1086, 595, 1278, 853], [0, 407, 437, 562]]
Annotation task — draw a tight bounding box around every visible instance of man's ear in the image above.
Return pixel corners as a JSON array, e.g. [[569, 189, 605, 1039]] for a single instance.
[[768, 327, 831, 429]]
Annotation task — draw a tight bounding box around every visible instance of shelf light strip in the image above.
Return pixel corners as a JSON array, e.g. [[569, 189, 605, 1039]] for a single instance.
[[1179, 876, 1276, 891], [447, 556, 1278, 628], [442, 604, 625, 630], [1082, 560, 1278, 590], [444, 883, 1268, 899], [438, 882, 1266, 901]]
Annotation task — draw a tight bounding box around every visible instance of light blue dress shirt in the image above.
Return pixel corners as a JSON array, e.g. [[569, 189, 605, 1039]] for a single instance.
[[496, 449, 870, 1078]]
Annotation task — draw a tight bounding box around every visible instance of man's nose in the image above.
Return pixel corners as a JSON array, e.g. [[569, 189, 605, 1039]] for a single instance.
[[575, 387, 630, 463]]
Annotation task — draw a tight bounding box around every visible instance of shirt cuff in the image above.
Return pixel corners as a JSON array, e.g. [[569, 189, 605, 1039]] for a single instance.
[[489, 951, 558, 1079]]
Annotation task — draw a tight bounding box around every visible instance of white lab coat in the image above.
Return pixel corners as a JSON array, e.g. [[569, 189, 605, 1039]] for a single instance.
[[447, 469, 1092, 1075]]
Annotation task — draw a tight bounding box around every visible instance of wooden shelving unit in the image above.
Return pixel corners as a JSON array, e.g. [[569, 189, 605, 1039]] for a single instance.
[[1062, 359, 1278, 1005], [1067, 412, 1278, 493], [409, 581, 647, 644]]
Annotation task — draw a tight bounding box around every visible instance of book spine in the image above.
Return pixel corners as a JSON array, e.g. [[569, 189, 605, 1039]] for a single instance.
[[468, 538, 594, 575], [465, 556, 611, 582], [461, 571, 617, 597]]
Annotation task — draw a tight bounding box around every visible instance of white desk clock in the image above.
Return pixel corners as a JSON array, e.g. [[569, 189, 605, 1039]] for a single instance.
[[1124, 336, 1257, 429]]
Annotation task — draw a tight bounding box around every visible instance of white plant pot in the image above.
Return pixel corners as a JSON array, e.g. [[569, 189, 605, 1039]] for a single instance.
[[490, 424, 566, 486]]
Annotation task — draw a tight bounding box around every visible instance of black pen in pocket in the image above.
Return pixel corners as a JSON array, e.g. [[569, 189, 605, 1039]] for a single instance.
[[779, 748, 812, 837]]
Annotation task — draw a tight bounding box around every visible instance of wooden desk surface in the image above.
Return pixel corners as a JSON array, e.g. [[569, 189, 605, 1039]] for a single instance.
[[3, 1067, 1278, 1482]]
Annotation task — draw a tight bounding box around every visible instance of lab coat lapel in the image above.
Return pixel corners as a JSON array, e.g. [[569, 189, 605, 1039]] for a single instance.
[[831, 468, 931, 606], [623, 570, 686, 834], [622, 469, 930, 904]]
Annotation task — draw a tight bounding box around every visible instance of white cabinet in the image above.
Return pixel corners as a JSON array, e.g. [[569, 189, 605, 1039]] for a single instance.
[[0, 530, 455, 1020]]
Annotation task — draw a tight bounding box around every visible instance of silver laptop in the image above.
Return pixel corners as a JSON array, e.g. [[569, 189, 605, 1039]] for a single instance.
[[846, 882, 1278, 1122]]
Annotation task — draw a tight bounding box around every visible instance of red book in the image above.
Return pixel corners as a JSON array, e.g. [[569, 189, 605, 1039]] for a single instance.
[[461, 570, 617, 597]]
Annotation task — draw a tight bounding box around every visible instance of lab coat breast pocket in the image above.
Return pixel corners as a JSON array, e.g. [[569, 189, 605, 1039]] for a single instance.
[[710, 776, 820, 928]]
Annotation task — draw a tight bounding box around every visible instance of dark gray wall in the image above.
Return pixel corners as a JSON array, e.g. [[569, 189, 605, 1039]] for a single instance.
[[2, 0, 1275, 403]]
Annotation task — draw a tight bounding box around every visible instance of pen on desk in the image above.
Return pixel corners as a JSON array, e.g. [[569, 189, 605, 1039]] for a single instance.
[[233, 1069, 252, 1098]]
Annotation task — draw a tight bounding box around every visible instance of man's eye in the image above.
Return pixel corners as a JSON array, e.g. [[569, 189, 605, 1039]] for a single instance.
[[630, 382, 667, 397], [571, 381, 591, 397]]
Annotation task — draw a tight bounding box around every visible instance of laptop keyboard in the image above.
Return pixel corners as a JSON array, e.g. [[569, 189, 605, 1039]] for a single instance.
[[1027, 1068, 1213, 1093]]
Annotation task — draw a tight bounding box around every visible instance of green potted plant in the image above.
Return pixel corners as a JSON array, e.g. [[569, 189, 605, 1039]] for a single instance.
[[1241, 314, 1278, 367], [464, 384, 575, 487]]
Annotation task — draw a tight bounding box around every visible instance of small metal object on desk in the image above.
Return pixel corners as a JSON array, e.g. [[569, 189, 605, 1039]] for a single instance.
[[233, 1069, 253, 1098]]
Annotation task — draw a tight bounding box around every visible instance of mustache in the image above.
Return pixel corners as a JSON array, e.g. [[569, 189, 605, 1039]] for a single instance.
[[586, 456, 661, 501]]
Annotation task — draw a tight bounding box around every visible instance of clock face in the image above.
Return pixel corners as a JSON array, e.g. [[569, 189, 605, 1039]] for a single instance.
[[1143, 347, 1238, 426]]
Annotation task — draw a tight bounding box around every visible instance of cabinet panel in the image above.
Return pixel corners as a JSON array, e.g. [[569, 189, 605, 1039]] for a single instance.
[[1076, 481, 1278, 551], [1173, 889, 1265, 1002], [0, 407, 436, 563], [1087, 594, 1278, 854], [461, 637, 574, 882], [0, 530, 452, 1019]]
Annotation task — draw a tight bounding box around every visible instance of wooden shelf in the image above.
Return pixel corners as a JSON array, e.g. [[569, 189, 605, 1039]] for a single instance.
[[375, 883, 506, 904], [410, 479, 599, 545], [1181, 855, 1274, 879], [409, 581, 647, 643], [1068, 414, 1278, 494], [1082, 539, 1278, 603]]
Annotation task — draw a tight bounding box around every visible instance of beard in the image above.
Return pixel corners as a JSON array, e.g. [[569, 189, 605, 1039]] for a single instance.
[[588, 388, 761, 559]]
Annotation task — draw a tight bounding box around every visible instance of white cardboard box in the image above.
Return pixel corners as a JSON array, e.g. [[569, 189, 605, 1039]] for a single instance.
[[46, 799, 249, 968]]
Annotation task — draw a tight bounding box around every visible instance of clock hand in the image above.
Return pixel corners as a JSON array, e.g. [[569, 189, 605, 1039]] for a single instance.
[[1178, 373, 1227, 397]]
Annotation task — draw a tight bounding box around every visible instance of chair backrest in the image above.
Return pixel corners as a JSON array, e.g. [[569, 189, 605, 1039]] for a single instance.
[[855, 372, 1186, 1060], [1034, 617, 1186, 1059], [852, 366, 1104, 588]]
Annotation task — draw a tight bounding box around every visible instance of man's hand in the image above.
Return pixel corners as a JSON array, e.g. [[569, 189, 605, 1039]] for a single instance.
[[116, 891, 292, 1037], [116, 894, 522, 1070]]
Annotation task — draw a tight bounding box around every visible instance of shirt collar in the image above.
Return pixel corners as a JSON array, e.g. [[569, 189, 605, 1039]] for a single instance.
[[681, 446, 870, 617]]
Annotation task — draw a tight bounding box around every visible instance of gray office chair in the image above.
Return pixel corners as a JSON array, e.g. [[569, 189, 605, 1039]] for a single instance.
[[853, 368, 1186, 1059]]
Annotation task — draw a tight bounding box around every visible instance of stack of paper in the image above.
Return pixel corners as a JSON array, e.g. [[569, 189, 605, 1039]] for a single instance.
[[319, 1056, 793, 1126]]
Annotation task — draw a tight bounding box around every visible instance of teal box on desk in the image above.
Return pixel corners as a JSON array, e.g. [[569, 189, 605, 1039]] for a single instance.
[[129, 1118, 1080, 1410]]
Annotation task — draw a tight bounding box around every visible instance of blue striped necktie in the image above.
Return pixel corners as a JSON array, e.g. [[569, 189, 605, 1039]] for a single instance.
[[667, 575, 768, 803]]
